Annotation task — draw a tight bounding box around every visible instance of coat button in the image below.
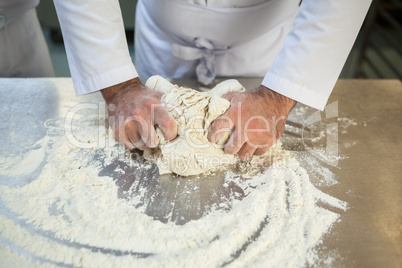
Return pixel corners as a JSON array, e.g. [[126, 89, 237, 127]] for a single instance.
[[0, 15, 6, 30]]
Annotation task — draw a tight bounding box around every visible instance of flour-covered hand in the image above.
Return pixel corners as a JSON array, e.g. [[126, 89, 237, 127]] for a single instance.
[[101, 78, 178, 150], [208, 85, 296, 160]]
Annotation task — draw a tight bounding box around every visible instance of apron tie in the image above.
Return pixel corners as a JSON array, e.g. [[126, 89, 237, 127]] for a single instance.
[[173, 38, 228, 85]]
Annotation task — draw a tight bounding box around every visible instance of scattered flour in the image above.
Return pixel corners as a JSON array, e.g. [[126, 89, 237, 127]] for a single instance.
[[0, 137, 48, 177], [0, 94, 350, 267]]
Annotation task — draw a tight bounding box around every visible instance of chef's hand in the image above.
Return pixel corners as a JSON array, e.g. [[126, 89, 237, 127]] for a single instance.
[[101, 78, 178, 150], [208, 85, 296, 161]]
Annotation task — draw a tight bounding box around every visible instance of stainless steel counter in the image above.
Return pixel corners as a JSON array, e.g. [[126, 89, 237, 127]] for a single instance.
[[0, 78, 401, 267]]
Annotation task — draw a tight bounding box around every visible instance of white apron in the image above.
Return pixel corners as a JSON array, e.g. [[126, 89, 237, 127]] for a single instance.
[[135, 0, 299, 85], [0, 0, 54, 77]]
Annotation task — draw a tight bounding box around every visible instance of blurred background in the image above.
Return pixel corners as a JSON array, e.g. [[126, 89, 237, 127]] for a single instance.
[[36, 0, 402, 79]]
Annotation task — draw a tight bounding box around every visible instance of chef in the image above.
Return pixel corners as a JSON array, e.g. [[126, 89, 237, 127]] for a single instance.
[[53, 0, 371, 160], [0, 0, 54, 77]]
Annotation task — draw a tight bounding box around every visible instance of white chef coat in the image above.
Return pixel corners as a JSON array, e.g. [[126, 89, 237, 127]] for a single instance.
[[54, 0, 371, 110], [184, 0, 267, 7], [0, 0, 54, 77], [135, 0, 299, 85]]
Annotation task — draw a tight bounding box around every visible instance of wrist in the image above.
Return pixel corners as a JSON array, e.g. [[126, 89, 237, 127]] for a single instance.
[[256, 85, 296, 114], [101, 77, 141, 104]]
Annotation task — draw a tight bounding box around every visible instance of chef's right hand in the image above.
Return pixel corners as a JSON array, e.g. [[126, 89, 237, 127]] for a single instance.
[[101, 78, 178, 150]]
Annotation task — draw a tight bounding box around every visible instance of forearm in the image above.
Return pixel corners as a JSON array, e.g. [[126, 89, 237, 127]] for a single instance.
[[263, 0, 372, 110], [53, 0, 138, 95], [256, 85, 297, 115], [101, 77, 142, 104]]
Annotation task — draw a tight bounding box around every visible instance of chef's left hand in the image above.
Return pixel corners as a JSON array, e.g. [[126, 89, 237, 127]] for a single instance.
[[208, 85, 296, 161]]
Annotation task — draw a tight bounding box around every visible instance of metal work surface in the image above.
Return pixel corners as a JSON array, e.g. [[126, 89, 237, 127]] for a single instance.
[[0, 78, 401, 267]]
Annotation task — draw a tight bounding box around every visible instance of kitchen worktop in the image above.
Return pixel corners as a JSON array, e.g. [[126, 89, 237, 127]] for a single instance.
[[0, 78, 401, 267]]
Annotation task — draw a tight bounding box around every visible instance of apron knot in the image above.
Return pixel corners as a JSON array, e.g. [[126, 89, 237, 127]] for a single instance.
[[173, 38, 227, 85]]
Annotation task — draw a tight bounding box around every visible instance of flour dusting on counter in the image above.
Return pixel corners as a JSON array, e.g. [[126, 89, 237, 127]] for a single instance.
[[0, 99, 350, 267]]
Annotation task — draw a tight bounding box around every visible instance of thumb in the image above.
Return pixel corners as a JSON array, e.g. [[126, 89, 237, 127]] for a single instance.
[[221, 92, 236, 101]]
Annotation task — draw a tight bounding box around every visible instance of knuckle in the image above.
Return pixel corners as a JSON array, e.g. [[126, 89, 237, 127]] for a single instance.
[[225, 109, 237, 120], [144, 98, 159, 109], [212, 117, 232, 131], [125, 120, 135, 129], [224, 145, 238, 155], [131, 108, 143, 117], [161, 118, 177, 130]]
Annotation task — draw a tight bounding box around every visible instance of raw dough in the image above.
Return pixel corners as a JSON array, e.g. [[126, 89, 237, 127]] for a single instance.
[[143, 76, 245, 176]]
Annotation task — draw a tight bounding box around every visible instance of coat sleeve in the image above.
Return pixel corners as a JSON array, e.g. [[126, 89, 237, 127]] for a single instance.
[[53, 0, 138, 95], [262, 0, 372, 110]]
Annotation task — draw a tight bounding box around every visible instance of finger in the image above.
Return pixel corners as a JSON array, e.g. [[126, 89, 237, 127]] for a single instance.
[[153, 105, 178, 141], [116, 126, 144, 150], [108, 116, 133, 149], [208, 114, 234, 144], [237, 143, 257, 161], [128, 135, 146, 150], [125, 122, 146, 150], [136, 118, 160, 148], [224, 126, 246, 155], [116, 129, 136, 150], [110, 117, 137, 150], [123, 116, 150, 149], [254, 147, 269, 156]]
